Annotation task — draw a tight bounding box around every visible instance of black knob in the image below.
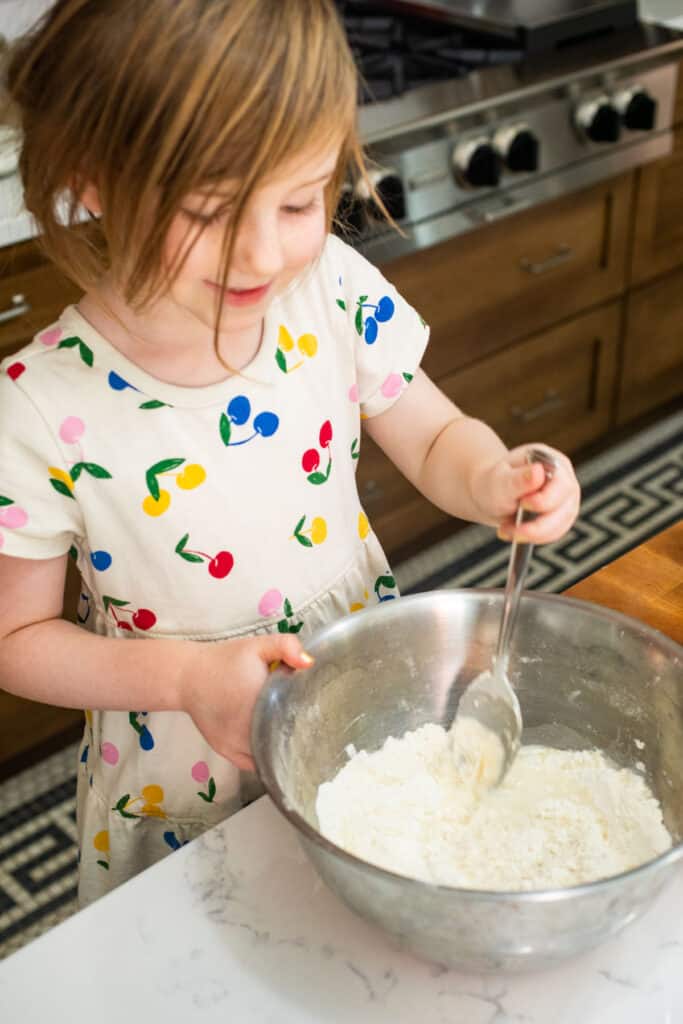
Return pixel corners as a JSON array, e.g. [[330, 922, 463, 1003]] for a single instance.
[[455, 142, 502, 188], [623, 91, 657, 132], [370, 173, 406, 221], [586, 103, 621, 143], [506, 130, 540, 173]]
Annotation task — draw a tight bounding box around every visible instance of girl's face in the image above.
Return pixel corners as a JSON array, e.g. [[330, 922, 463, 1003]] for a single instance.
[[165, 143, 341, 338]]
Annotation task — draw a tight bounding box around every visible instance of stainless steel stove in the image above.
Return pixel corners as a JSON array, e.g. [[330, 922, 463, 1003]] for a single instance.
[[337, 2, 683, 264]]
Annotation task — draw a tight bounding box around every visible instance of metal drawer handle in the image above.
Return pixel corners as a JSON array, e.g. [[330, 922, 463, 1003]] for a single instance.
[[510, 389, 566, 424], [520, 245, 573, 275], [0, 294, 31, 324]]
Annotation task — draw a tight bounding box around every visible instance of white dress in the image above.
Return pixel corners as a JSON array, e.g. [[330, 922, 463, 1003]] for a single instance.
[[0, 234, 430, 905]]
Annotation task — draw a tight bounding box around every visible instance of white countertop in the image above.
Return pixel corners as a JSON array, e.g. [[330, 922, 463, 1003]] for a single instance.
[[1, 795, 682, 1022]]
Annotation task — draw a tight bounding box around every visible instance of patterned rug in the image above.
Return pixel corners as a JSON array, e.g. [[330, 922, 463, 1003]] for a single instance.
[[0, 407, 681, 962]]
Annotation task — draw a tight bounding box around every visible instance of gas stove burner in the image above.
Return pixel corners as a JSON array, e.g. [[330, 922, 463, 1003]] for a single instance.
[[338, 1, 524, 103]]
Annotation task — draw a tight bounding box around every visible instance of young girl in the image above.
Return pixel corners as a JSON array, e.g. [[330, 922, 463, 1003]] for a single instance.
[[0, 0, 580, 906]]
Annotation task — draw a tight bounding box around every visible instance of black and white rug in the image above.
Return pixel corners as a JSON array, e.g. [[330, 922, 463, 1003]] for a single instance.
[[1, 408, 681, 962]]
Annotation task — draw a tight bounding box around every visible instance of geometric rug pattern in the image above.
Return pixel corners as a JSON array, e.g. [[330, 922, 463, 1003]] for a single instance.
[[1, 407, 681, 962], [395, 407, 683, 595]]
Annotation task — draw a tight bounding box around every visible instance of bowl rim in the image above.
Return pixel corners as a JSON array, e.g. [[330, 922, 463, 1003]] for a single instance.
[[252, 587, 683, 902]]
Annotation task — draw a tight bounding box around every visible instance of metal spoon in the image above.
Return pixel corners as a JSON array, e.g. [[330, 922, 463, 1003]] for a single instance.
[[450, 447, 557, 790]]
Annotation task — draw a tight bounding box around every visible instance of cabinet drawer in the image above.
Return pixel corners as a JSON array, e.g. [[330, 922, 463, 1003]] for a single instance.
[[439, 302, 620, 452], [675, 59, 683, 128], [357, 303, 620, 557], [0, 242, 82, 358], [618, 267, 683, 423], [382, 175, 632, 380], [631, 126, 683, 286]]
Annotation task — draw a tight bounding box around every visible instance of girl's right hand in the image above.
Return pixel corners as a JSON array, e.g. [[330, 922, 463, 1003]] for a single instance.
[[179, 634, 314, 772]]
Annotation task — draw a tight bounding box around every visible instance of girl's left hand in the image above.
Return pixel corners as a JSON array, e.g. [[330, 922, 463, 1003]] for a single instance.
[[474, 445, 581, 545]]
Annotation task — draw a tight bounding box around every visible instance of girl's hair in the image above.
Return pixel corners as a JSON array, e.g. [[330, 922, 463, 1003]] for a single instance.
[[7, 0, 371, 327]]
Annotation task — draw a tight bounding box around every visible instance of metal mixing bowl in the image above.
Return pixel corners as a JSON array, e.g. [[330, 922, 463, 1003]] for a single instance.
[[252, 590, 683, 972]]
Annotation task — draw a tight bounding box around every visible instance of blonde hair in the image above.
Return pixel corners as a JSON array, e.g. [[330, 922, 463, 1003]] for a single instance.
[[7, 0, 371, 324]]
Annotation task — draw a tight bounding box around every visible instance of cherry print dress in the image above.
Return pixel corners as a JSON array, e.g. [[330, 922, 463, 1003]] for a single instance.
[[0, 234, 430, 906]]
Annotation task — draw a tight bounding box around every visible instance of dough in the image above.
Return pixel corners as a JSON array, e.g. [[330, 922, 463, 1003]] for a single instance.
[[315, 723, 672, 891]]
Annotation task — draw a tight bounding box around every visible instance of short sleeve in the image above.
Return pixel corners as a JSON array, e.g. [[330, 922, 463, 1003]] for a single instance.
[[0, 371, 83, 559], [333, 237, 430, 418]]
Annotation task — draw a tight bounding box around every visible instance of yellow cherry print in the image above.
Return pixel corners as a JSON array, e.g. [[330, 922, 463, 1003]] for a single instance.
[[278, 325, 295, 352], [93, 830, 109, 854], [297, 333, 318, 358], [176, 463, 206, 490], [48, 466, 73, 491], [142, 489, 171, 516], [139, 784, 166, 818], [310, 516, 327, 545], [349, 588, 370, 613], [358, 512, 370, 540]]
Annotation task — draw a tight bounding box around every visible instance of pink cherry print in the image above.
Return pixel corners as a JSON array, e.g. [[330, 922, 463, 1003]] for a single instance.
[[380, 373, 403, 399], [192, 761, 210, 784], [258, 588, 283, 618], [0, 506, 28, 529], [101, 741, 119, 766], [40, 327, 63, 347], [59, 416, 85, 444], [348, 383, 359, 403]]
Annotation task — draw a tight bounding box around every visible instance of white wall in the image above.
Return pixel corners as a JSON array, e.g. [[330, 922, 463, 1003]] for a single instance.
[[0, 1, 54, 41]]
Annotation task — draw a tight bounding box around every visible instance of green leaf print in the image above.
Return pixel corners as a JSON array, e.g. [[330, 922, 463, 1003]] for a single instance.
[[146, 458, 185, 500], [139, 400, 168, 410], [71, 462, 112, 481], [49, 478, 75, 499], [175, 534, 203, 563], [294, 515, 306, 535], [284, 598, 293, 618], [103, 596, 129, 612], [275, 348, 288, 374], [307, 471, 326, 485], [219, 413, 232, 447], [79, 341, 94, 367], [277, 620, 289, 634], [402, 372, 414, 383], [336, 299, 346, 311], [113, 795, 137, 819], [0, 495, 13, 507], [69, 545, 78, 561], [57, 336, 80, 350], [354, 302, 364, 336], [351, 438, 360, 461], [96, 860, 110, 870]]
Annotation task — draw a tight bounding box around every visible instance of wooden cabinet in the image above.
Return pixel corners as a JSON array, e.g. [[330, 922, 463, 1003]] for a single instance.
[[0, 238, 82, 358], [383, 174, 632, 379], [630, 126, 683, 286], [0, 239, 84, 778], [359, 302, 621, 553], [618, 266, 683, 422]]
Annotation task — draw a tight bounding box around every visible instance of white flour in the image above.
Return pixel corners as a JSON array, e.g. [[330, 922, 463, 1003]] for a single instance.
[[316, 723, 672, 891]]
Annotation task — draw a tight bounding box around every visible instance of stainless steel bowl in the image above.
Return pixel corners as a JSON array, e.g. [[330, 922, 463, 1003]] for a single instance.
[[252, 590, 683, 972]]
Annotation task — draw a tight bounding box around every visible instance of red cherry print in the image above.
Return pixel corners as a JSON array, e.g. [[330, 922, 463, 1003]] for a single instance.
[[301, 448, 320, 473], [319, 420, 333, 449], [6, 362, 26, 381], [132, 608, 157, 630], [209, 551, 234, 579], [118, 622, 133, 632]]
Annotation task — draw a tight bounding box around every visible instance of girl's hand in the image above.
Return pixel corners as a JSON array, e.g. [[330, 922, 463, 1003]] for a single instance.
[[472, 444, 581, 545], [179, 634, 314, 772]]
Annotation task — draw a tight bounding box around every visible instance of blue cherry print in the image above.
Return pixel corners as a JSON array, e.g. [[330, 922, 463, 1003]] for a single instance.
[[355, 294, 395, 345], [220, 395, 279, 447], [375, 296, 395, 322], [254, 411, 279, 438], [108, 371, 137, 392], [227, 394, 251, 426], [91, 550, 112, 571]]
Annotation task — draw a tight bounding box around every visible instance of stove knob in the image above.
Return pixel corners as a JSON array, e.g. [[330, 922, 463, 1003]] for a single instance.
[[356, 168, 406, 221], [575, 96, 621, 143], [453, 138, 502, 189], [614, 86, 658, 132], [493, 124, 540, 174]]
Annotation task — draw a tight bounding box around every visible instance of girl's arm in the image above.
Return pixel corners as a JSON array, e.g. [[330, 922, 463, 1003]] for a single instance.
[[0, 553, 312, 771], [363, 369, 580, 544]]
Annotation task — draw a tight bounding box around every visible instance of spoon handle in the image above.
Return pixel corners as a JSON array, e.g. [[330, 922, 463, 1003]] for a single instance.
[[495, 448, 557, 667]]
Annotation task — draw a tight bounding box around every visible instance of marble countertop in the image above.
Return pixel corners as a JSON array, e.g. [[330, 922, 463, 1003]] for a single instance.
[[1, 793, 683, 1022]]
